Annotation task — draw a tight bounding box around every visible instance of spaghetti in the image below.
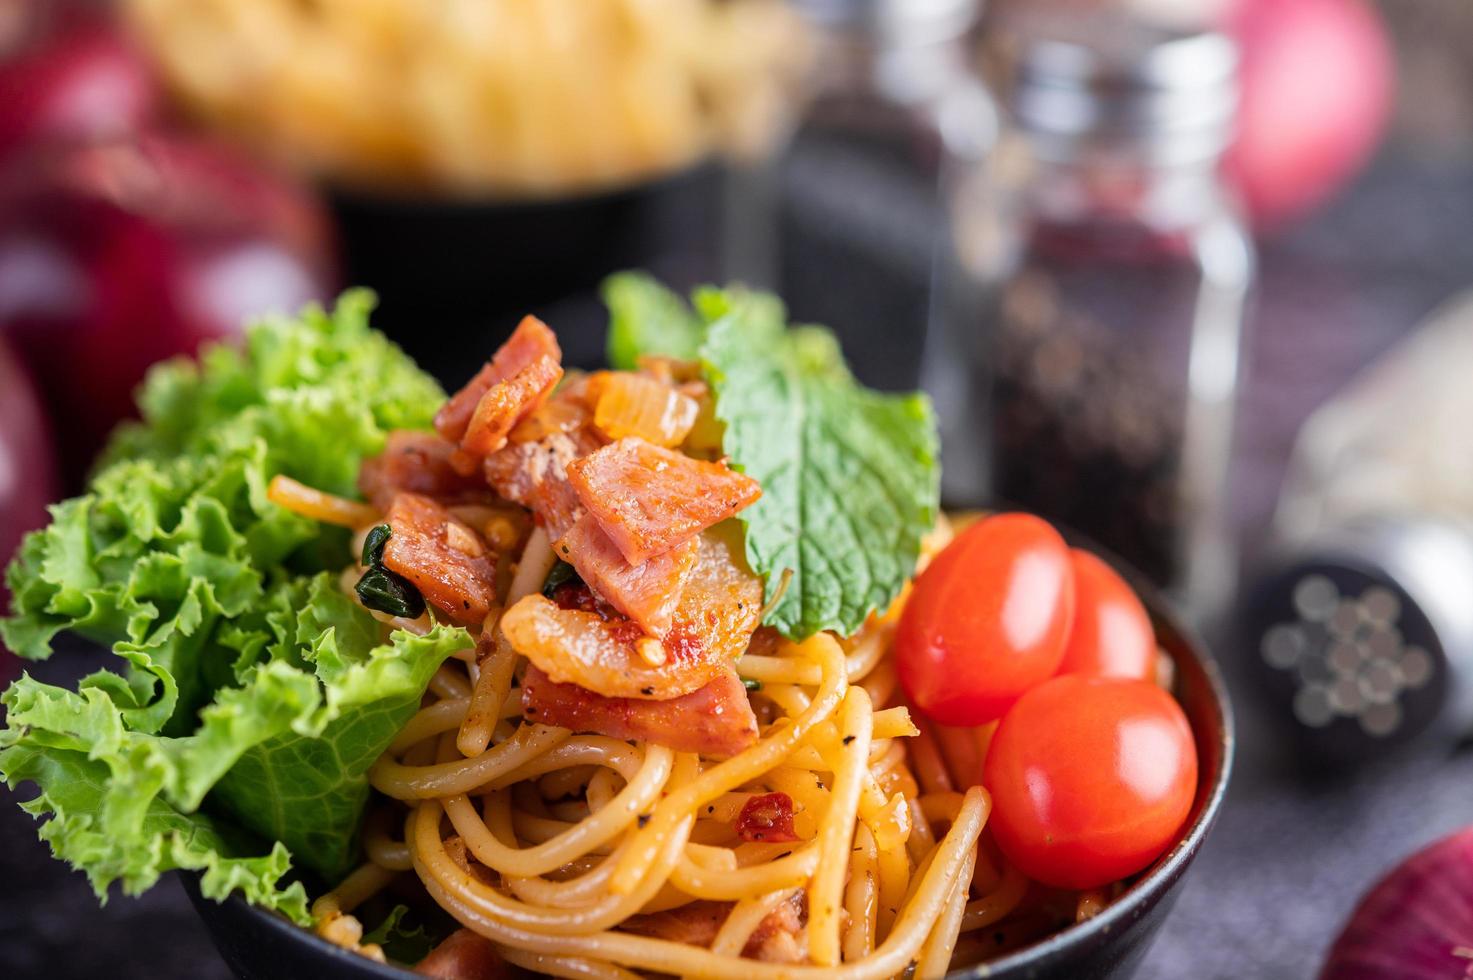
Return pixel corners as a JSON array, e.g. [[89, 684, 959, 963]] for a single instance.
[[260, 308, 1192, 979]]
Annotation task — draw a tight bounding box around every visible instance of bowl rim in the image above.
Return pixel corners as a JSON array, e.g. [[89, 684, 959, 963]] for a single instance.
[[196, 571, 1235, 980]]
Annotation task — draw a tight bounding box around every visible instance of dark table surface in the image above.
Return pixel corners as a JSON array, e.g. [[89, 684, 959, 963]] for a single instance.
[[5, 149, 1473, 980]]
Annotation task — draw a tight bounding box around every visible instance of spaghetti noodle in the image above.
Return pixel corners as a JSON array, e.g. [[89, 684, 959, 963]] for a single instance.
[[261, 305, 1196, 979]]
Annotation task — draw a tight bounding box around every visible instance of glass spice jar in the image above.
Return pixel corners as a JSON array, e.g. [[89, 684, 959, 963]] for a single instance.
[[935, 13, 1255, 616], [729, 0, 996, 391]]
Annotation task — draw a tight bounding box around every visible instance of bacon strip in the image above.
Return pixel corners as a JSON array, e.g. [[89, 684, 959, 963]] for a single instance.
[[555, 515, 697, 637], [567, 437, 762, 564], [500, 593, 718, 700], [500, 527, 761, 700], [358, 430, 491, 510], [382, 492, 498, 625], [618, 893, 807, 963], [520, 663, 758, 758], [483, 427, 603, 542], [461, 354, 563, 456], [434, 315, 561, 443]]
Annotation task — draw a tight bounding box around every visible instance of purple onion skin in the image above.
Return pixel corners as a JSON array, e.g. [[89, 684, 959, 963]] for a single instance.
[[1320, 827, 1473, 980]]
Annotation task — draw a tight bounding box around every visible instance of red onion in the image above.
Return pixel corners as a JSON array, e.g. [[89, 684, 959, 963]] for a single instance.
[[0, 331, 58, 679], [1224, 0, 1395, 232], [0, 0, 160, 162], [0, 134, 338, 486], [1320, 827, 1473, 979]]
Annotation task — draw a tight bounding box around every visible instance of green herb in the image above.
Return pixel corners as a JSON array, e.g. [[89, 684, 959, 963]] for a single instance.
[[743, 678, 763, 692], [361, 524, 392, 567], [541, 560, 581, 597], [354, 567, 426, 619], [0, 292, 464, 921], [362, 904, 440, 964], [600, 275, 940, 640], [355, 523, 426, 618], [603, 271, 704, 370]]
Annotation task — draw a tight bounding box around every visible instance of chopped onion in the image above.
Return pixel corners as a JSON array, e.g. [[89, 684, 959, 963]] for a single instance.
[[1320, 826, 1473, 979], [592, 372, 698, 447]]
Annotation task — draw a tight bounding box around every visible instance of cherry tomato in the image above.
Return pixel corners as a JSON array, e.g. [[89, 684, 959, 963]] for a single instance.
[[897, 513, 1074, 726], [983, 675, 1198, 890], [1057, 549, 1155, 681]]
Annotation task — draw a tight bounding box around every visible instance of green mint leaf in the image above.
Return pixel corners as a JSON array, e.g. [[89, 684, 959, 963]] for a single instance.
[[603, 272, 704, 370], [698, 290, 940, 639]]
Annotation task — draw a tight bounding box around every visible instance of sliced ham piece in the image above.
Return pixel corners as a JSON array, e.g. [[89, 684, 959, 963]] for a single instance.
[[500, 527, 762, 700], [358, 430, 492, 510], [555, 514, 697, 637], [382, 492, 498, 625], [414, 928, 508, 980], [484, 427, 603, 542], [434, 315, 562, 443], [460, 354, 563, 456], [567, 437, 762, 565], [499, 592, 710, 700], [744, 891, 807, 963], [520, 663, 758, 757], [620, 901, 728, 947]]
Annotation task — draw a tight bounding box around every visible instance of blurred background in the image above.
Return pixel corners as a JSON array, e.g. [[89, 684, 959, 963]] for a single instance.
[[3, 0, 1473, 976]]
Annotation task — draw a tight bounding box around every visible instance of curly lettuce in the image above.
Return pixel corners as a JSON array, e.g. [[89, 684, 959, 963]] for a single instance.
[[1, 292, 468, 922]]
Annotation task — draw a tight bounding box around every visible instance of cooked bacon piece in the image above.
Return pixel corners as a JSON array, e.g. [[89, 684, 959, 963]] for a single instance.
[[620, 901, 728, 947], [500, 593, 715, 700], [669, 522, 765, 666], [501, 527, 762, 700], [484, 428, 603, 541], [382, 493, 498, 625], [734, 792, 801, 844], [617, 893, 806, 963], [509, 392, 591, 443], [414, 928, 508, 980], [521, 663, 758, 757], [744, 891, 807, 963], [567, 438, 762, 564], [461, 355, 563, 456], [555, 515, 697, 637], [358, 430, 492, 510], [434, 315, 562, 442]]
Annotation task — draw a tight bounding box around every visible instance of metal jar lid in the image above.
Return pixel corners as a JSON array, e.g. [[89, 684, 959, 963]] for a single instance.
[[1240, 516, 1473, 765], [998, 9, 1238, 167]]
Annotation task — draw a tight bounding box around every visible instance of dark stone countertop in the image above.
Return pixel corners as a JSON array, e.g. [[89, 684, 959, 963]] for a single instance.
[[6, 151, 1473, 980]]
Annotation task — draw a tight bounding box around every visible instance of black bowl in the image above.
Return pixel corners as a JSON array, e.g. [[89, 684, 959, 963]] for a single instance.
[[328, 164, 722, 388], [186, 577, 1233, 980]]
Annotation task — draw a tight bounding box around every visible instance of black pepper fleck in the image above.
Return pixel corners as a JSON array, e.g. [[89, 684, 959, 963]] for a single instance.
[[842, 735, 855, 745]]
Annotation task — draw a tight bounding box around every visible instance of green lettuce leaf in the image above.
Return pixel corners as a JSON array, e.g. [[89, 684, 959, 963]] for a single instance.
[[1, 292, 466, 914]]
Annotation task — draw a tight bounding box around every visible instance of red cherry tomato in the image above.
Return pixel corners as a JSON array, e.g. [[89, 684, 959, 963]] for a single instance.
[[1057, 549, 1155, 681], [984, 675, 1198, 890], [897, 513, 1074, 726]]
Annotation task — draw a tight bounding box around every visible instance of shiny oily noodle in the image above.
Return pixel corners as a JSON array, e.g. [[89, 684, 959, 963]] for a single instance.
[[304, 517, 1119, 979]]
